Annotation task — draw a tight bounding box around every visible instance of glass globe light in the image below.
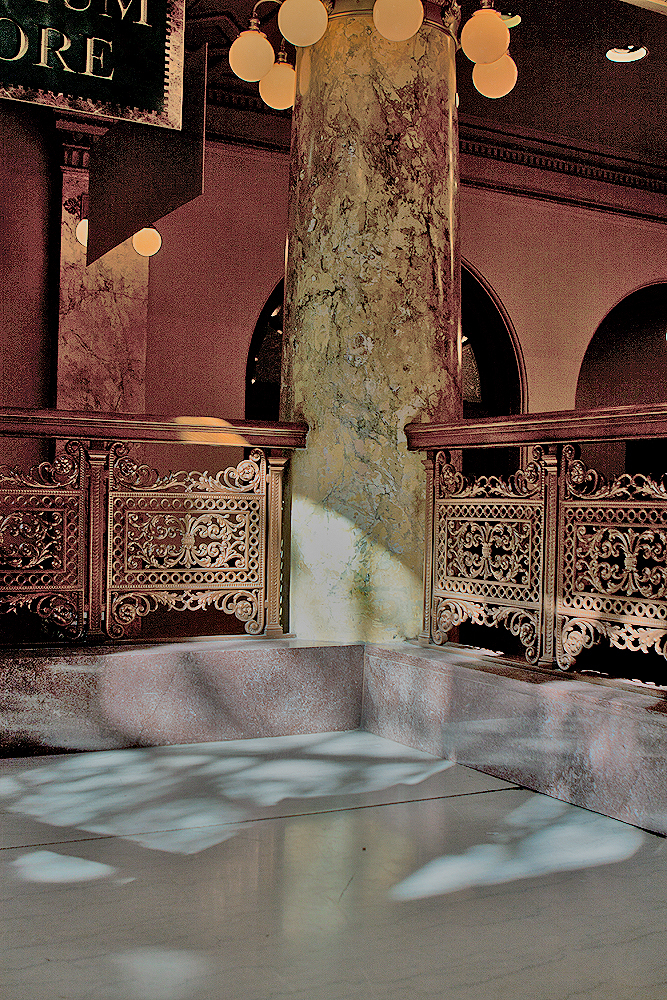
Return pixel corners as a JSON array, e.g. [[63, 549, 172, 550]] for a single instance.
[[132, 227, 162, 257], [278, 0, 329, 47], [75, 218, 88, 248], [259, 52, 296, 109], [373, 0, 424, 42], [229, 19, 275, 82], [461, 8, 510, 64], [472, 51, 517, 98]]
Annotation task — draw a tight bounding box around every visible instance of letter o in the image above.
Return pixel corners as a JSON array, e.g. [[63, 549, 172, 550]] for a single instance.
[[0, 18, 29, 61]]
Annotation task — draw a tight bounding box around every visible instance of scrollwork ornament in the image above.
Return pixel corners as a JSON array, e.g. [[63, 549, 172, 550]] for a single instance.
[[0, 512, 55, 568], [0, 440, 83, 489], [556, 617, 601, 669], [108, 588, 264, 637], [556, 616, 667, 670], [436, 452, 543, 501], [431, 597, 469, 643], [431, 597, 538, 661], [562, 444, 667, 501], [110, 444, 265, 494], [0, 592, 81, 635]]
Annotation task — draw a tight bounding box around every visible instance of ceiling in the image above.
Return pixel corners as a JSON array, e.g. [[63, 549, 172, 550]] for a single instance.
[[185, 0, 667, 168]]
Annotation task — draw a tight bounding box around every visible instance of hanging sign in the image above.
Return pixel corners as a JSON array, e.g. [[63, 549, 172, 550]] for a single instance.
[[0, 0, 184, 128]]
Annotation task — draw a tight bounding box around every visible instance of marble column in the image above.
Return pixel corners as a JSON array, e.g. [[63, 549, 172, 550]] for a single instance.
[[58, 148, 148, 413], [282, 0, 462, 642]]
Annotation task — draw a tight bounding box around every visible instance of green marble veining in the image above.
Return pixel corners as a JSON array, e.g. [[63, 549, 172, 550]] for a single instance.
[[283, 15, 462, 642]]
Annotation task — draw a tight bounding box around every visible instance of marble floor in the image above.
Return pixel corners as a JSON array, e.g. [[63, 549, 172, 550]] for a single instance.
[[2, 731, 667, 1000]]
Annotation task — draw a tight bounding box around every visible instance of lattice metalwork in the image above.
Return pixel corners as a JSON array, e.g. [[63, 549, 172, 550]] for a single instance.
[[0, 442, 86, 636], [430, 449, 547, 662], [105, 444, 268, 637], [556, 445, 667, 669]]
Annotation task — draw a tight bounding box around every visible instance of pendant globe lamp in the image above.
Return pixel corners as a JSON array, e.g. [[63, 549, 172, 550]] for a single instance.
[[278, 0, 329, 46], [460, 0, 509, 63], [472, 50, 517, 96], [259, 47, 297, 108], [229, 13, 275, 81], [372, 0, 424, 42]]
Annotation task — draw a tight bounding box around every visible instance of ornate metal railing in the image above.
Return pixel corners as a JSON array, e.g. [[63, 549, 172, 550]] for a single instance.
[[0, 409, 307, 643], [407, 404, 667, 671]]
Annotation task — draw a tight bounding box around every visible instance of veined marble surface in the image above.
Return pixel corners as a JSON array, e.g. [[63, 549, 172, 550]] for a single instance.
[[2, 731, 666, 1000], [57, 170, 148, 412], [283, 16, 461, 643]]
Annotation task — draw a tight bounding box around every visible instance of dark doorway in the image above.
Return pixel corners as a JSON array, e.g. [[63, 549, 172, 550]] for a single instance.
[[576, 283, 667, 481]]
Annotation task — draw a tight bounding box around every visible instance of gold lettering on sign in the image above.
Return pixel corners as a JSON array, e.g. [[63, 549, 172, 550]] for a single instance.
[[35, 27, 76, 71], [64, 0, 94, 11], [0, 18, 29, 60], [83, 35, 113, 77], [100, 0, 150, 25]]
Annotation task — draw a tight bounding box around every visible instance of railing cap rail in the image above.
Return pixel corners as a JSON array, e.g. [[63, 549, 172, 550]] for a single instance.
[[406, 403, 667, 450], [0, 408, 308, 449]]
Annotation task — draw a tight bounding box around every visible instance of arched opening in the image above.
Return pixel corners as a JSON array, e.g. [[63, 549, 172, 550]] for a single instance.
[[576, 283, 667, 480], [573, 282, 667, 683]]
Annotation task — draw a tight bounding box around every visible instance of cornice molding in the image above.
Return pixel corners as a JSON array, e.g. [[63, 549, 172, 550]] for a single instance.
[[204, 86, 667, 197], [458, 125, 667, 196]]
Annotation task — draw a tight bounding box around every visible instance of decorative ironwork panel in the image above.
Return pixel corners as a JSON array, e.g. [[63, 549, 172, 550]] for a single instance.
[[430, 449, 546, 662], [106, 444, 268, 637], [0, 443, 86, 636], [556, 445, 667, 669]]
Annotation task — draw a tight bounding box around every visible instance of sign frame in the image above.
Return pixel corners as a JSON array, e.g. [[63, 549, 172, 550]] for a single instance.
[[0, 0, 184, 129]]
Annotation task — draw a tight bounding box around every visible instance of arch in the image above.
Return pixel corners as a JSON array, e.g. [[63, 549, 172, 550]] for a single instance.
[[576, 282, 667, 410], [576, 282, 667, 480], [245, 279, 284, 422], [246, 265, 526, 425], [461, 257, 527, 416]]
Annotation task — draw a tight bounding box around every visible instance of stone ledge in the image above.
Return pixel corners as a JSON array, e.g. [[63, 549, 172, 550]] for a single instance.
[[0, 640, 364, 754], [362, 642, 667, 836]]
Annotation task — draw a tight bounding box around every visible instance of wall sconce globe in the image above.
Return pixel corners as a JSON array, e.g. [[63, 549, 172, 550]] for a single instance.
[[75, 219, 89, 248], [461, 8, 510, 63], [132, 228, 162, 257], [472, 51, 517, 97], [372, 0, 424, 41], [229, 25, 276, 81], [278, 0, 329, 47], [259, 54, 297, 108]]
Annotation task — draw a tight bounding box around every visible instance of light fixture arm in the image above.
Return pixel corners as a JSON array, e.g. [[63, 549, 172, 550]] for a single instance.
[[248, 0, 281, 29]]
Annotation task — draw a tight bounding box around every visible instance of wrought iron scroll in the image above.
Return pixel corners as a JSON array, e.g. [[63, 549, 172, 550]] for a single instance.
[[0, 442, 87, 637], [556, 445, 667, 669], [429, 448, 548, 663], [105, 444, 269, 638]]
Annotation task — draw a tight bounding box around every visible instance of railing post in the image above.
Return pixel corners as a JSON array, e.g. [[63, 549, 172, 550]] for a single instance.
[[265, 452, 289, 639], [86, 445, 109, 638], [538, 444, 558, 666], [418, 450, 437, 646]]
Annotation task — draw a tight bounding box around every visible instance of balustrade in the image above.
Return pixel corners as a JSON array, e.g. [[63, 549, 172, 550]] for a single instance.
[[407, 404, 667, 671], [0, 409, 307, 644]]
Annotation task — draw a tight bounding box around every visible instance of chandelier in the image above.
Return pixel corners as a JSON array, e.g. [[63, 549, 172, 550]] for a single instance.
[[228, 0, 519, 109]]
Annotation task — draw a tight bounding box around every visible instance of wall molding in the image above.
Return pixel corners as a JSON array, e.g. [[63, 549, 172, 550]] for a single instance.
[[458, 120, 667, 196], [204, 87, 667, 209]]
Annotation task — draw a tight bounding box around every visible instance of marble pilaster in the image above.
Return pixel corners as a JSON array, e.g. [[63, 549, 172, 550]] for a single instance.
[[57, 167, 148, 412], [282, 9, 461, 642]]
